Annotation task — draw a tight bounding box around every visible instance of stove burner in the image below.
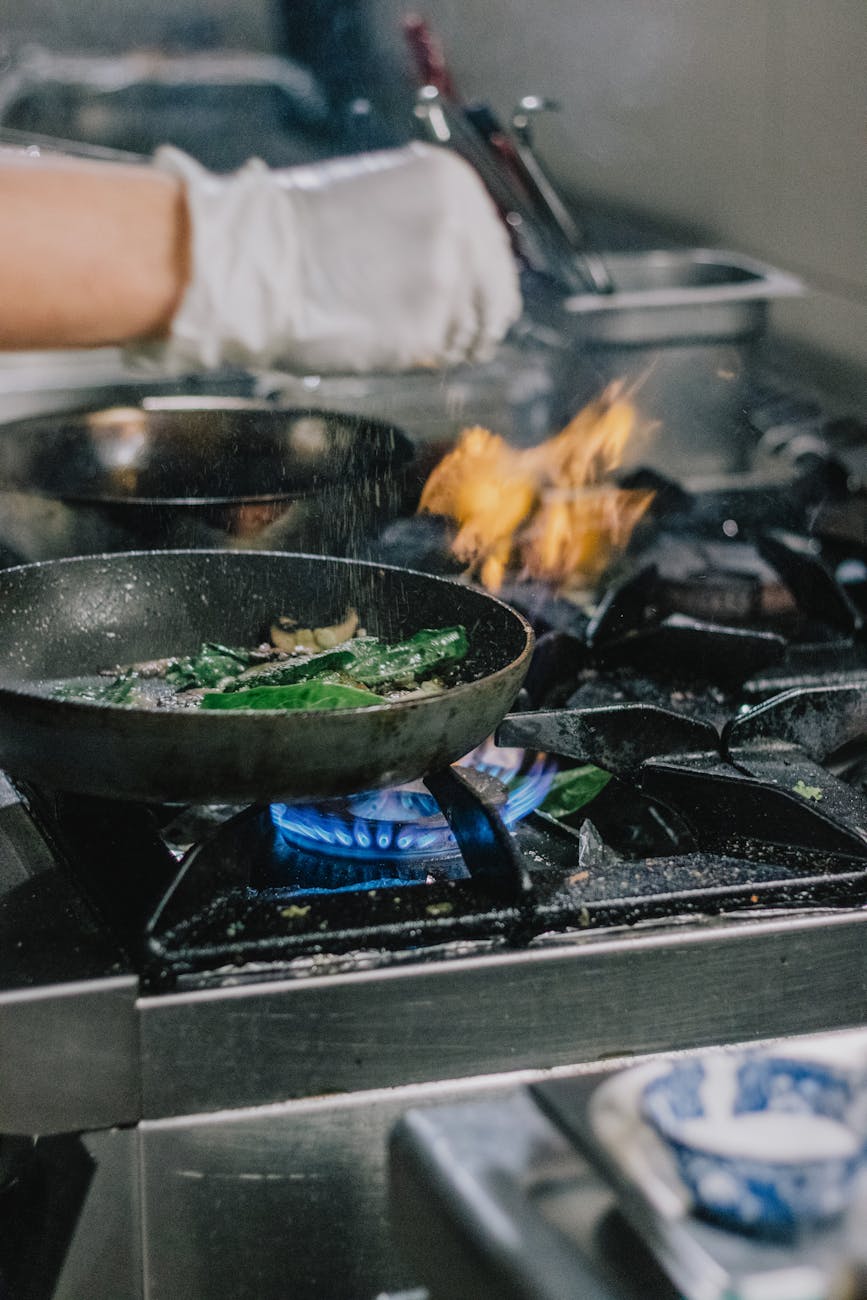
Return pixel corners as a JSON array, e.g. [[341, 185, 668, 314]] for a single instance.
[[271, 742, 556, 863]]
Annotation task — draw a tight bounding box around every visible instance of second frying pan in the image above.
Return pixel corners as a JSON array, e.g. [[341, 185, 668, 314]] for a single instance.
[[0, 399, 414, 561]]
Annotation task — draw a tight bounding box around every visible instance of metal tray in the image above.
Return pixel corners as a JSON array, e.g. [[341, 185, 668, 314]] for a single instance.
[[559, 248, 803, 345]]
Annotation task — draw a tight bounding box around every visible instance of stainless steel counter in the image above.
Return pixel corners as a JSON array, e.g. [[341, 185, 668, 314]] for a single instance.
[[135, 940, 867, 1300], [3, 764, 867, 1298], [136, 908, 867, 1120]]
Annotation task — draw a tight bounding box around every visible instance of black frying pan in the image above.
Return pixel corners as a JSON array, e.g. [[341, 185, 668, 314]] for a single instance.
[[0, 551, 532, 803], [0, 399, 414, 561]]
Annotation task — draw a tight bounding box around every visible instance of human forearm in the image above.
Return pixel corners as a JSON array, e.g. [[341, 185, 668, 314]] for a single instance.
[[0, 154, 189, 349], [0, 143, 519, 369]]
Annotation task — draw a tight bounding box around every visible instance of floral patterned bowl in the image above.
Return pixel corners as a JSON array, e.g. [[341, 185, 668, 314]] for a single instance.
[[641, 1053, 866, 1236]]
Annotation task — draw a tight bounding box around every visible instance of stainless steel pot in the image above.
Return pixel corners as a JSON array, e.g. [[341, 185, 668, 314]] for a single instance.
[[0, 398, 414, 562]]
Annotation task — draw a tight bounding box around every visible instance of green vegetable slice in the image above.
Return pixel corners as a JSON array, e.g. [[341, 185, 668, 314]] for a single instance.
[[540, 765, 612, 820], [165, 643, 254, 690], [223, 649, 357, 693], [223, 626, 469, 694], [346, 626, 469, 689], [53, 673, 138, 705], [199, 681, 382, 711]]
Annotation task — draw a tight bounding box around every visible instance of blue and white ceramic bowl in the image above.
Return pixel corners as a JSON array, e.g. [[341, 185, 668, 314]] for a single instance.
[[641, 1053, 866, 1236]]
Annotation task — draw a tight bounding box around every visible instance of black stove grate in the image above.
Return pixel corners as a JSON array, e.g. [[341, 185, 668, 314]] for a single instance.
[[21, 748, 867, 995]]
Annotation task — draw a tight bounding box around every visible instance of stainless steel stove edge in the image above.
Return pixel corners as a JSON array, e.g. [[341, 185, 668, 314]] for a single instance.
[[5, 904, 866, 1136], [0, 974, 138, 1134], [136, 1062, 627, 1300], [137, 907, 867, 1120]]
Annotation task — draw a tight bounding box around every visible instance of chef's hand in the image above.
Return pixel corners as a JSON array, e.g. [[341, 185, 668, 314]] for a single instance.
[[148, 143, 522, 374]]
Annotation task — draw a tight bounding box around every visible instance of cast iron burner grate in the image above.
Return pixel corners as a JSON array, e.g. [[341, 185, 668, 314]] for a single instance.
[[20, 676, 867, 993]]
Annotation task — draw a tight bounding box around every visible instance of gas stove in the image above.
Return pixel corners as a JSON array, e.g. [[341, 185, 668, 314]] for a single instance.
[[4, 384, 867, 1300]]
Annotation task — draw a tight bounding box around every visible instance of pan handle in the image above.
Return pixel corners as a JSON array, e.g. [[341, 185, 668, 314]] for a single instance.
[[424, 765, 533, 903]]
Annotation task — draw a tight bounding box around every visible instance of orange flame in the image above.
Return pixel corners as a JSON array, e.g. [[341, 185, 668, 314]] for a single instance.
[[418, 383, 653, 591]]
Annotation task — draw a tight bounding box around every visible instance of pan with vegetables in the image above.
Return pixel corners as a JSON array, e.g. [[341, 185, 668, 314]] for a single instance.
[[0, 550, 532, 803]]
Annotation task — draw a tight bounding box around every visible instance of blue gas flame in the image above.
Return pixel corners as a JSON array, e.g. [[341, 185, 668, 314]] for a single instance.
[[271, 745, 556, 863]]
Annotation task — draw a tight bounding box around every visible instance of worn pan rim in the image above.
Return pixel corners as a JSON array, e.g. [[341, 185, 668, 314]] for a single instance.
[[0, 549, 534, 721], [59, 488, 311, 508]]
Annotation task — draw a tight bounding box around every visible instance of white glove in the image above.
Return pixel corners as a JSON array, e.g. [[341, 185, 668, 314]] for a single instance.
[[146, 142, 521, 374]]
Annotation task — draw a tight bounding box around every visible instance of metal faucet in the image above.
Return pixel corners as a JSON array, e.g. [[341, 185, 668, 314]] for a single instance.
[[510, 96, 614, 295], [413, 84, 612, 296]]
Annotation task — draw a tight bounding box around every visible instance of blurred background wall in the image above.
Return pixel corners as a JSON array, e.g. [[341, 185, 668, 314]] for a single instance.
[[367, 0, 867, 405], [0, 0, 274, 55], [0, 0, 864, 400]]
